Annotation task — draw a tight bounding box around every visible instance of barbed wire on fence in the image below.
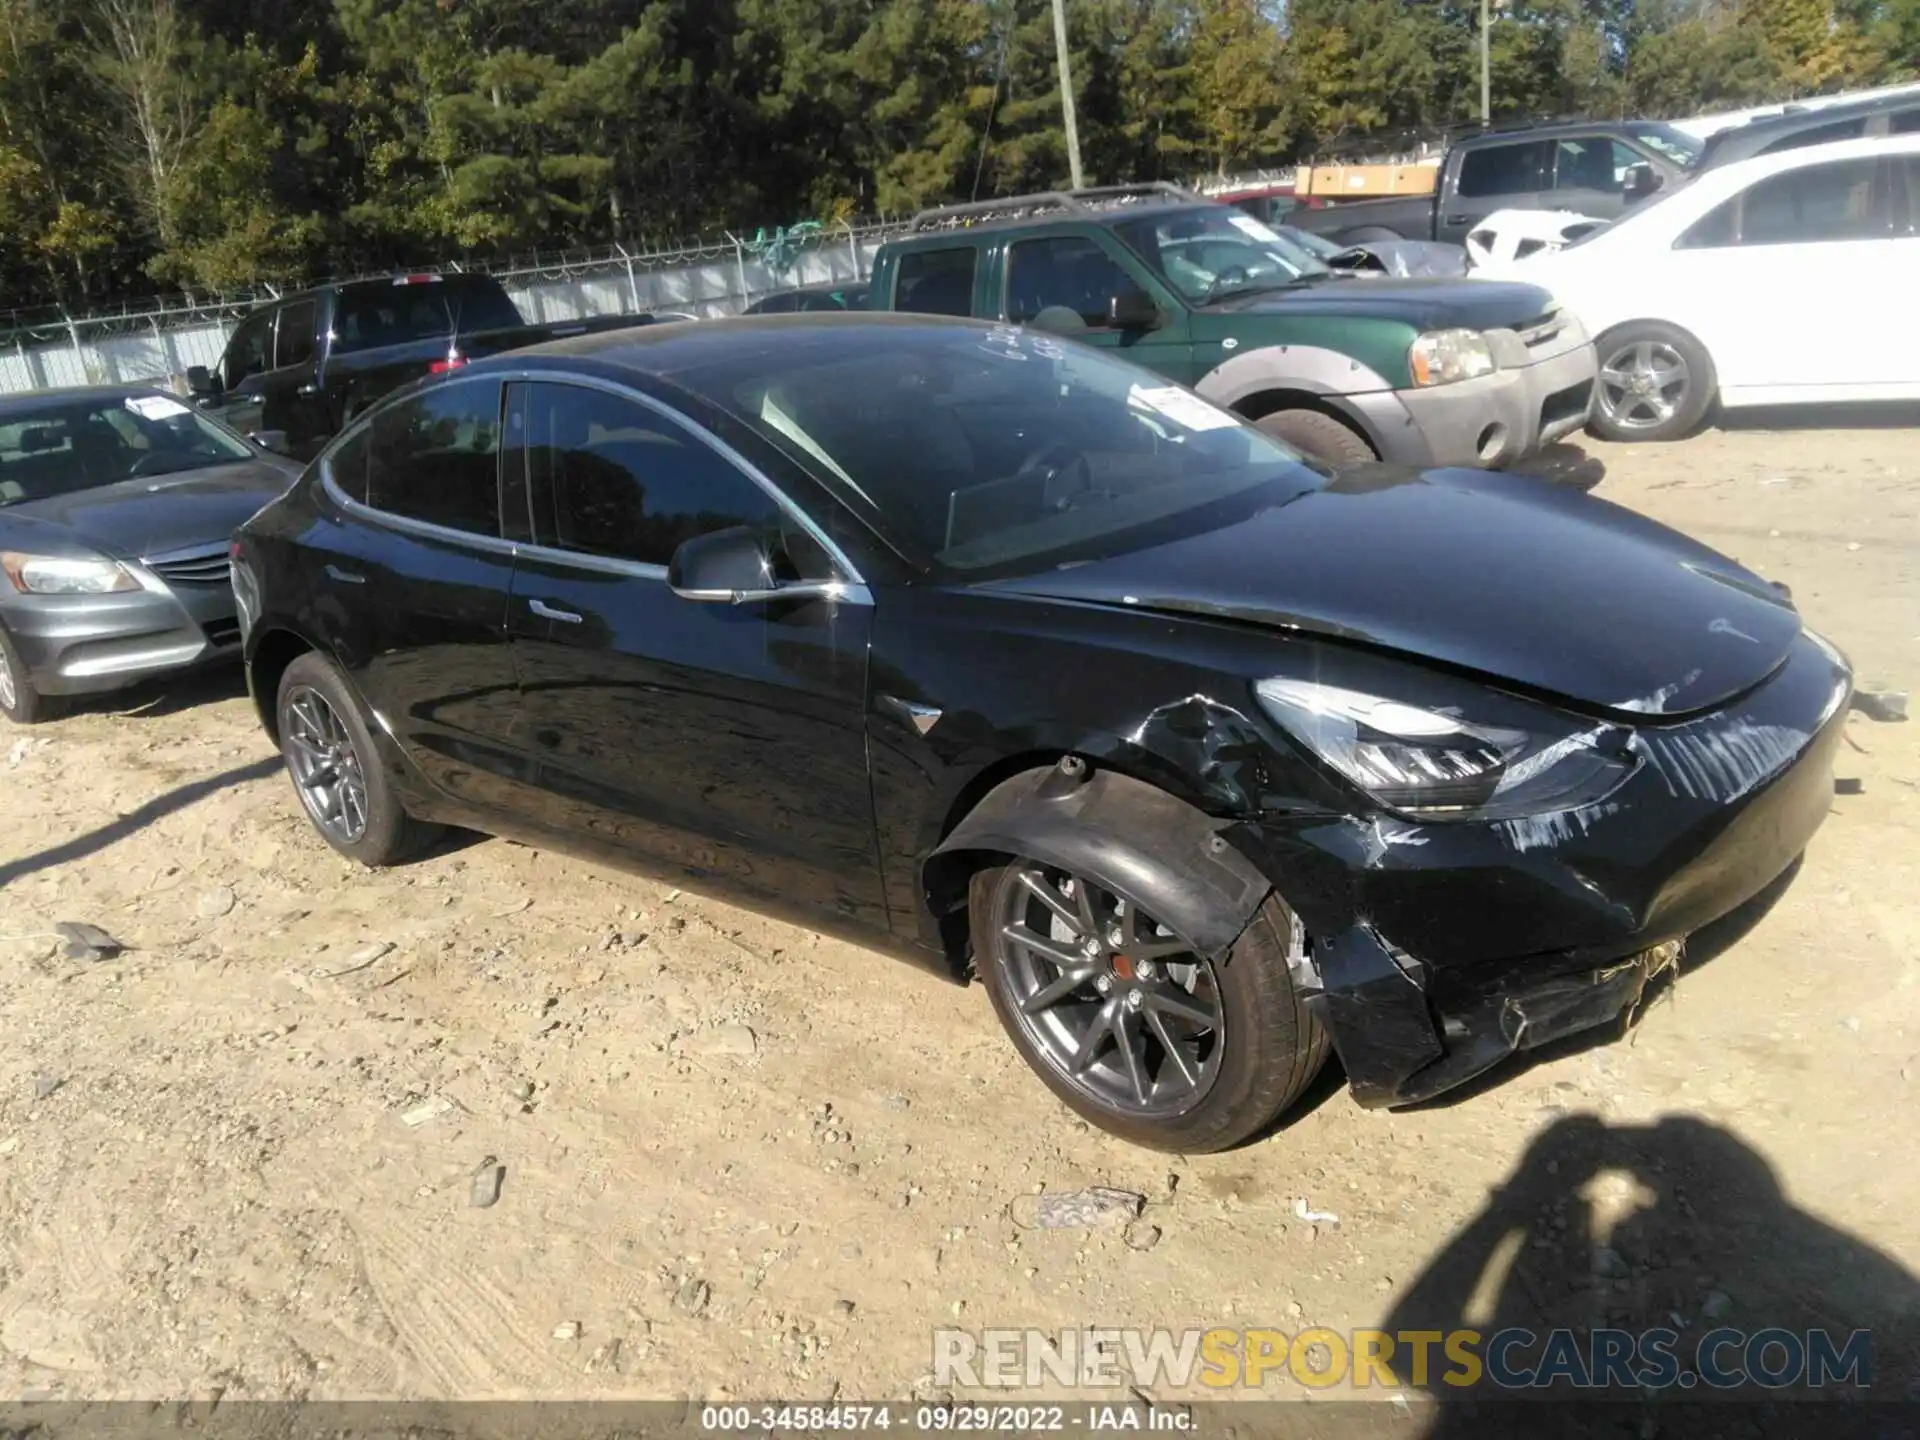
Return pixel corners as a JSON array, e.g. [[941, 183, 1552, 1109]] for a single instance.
[[0, 215, 909, 395]]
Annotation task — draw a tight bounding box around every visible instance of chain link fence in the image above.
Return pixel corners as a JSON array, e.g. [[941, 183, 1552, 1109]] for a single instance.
[[0, 219, 907, 397]]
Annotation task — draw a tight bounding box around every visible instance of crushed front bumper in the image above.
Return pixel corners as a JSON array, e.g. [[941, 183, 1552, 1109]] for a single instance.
[[1234, 627, 1852, 1108], [1355, 313, 1598, 471]]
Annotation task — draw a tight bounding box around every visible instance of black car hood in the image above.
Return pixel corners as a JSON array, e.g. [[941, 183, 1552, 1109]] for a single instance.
[[0, 458, 299, 562], [1215, 275, 1555, 332], [978, 466, 1802, 719]]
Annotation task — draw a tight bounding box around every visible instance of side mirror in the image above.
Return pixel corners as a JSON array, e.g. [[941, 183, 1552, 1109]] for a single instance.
[[668, 526, 846, 606], [185, 365, 220, 398], [1108, 289, 1163, 331], [249, 429, 291, 455], [1624, 165, 1662, 200]]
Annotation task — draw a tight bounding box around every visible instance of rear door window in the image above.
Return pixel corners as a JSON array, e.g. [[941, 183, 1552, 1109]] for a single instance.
[[1455, 141, 1552, 198], [365, 380, 504, 535], [894, 248, 977, 316]]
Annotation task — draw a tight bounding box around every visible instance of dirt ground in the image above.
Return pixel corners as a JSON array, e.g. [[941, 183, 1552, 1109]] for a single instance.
[[1, 419, 1915, 1407]]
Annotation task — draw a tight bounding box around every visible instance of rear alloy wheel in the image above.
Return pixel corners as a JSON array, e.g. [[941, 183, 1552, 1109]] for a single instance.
[[275, 652, 437, 866], [0, 624, 50, 725], [1590, 322, 1716, 443], [974, 861, 1329, 1152], [1256, 407, 1376, 466]]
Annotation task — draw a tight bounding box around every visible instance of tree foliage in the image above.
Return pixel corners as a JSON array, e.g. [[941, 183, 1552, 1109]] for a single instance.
[[0, 0, 1913, 310]]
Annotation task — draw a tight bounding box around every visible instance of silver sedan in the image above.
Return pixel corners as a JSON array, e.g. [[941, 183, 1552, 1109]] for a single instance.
[[0, 386, 300, 723]]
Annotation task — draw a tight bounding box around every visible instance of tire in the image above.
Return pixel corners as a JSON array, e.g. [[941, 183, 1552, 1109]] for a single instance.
[[275, 652, 438, 866], [0, 623, 53, 725], [1257, 407, 1376, 465], [1589, 321, 1716, 444], [973, 863, 1330, 1153]]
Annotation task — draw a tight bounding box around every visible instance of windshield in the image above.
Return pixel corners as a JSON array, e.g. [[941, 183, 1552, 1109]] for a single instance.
[[693, 323, 1322, 578], [1628, 122, 1702, 169], [1115, 207, 1332, 303], [0, 393, 255, 505]]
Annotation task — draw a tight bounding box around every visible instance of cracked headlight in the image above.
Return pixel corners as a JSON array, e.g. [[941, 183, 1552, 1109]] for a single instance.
[[1254, 677, 1635, 819], [1409, 329, 1496, 386], [1, 551, 140, 595]]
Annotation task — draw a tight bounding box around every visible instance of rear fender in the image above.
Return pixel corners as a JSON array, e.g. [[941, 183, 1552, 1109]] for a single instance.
[[931, 760, 1272, 957]]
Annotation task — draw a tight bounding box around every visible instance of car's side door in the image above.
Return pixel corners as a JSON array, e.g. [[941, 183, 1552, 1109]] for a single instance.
[[205, 308, 277, 434], [307, 376, 533, 816], [1000, 232, 1195, 382], [503, 377, 887, 929], [1668, 154, 1895, 397], [1442, 139, 1553, 243], [256, 296, 332, 457]]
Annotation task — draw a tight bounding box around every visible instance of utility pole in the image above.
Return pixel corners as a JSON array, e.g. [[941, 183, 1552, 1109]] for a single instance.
[[1051, 0, 1085, 189], [1480, 0, 1491, 124]]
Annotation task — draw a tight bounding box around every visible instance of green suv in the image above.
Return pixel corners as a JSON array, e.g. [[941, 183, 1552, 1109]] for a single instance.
[[867, 184, 1598, 468]]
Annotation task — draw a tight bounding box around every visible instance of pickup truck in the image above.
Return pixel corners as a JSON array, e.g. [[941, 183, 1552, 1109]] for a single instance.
[[186, 273, 659, 459], [867, 183, 1598, 472], [1288, 119, 1703, 247]]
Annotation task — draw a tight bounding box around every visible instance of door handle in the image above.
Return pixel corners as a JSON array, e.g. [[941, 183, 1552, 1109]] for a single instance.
[[296, 382, 320, 397], [1444, 214, 1472, 226], [528, 598, 583, 624], [323, 564, 365, 585]]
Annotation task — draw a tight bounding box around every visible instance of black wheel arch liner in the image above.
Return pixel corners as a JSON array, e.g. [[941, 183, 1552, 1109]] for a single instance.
[[928, 761, 1273, 959]]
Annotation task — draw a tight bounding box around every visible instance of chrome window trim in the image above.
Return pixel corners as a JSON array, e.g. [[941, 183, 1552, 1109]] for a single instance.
[[318, 368, 873, 606], [504, 369, 870, 589]]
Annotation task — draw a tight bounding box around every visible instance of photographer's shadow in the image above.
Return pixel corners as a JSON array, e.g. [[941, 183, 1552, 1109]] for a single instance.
[[1384, 1114, 1919, 1430]]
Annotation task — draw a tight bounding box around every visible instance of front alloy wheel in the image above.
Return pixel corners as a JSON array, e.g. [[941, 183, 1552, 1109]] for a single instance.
[[1590, 322, 1716, 444], [994, 864, 1226, 1119], [974, 858, 1330, 1153]]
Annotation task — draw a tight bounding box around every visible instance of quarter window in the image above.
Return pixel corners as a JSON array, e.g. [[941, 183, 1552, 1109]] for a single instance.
[[326, 423, 372, 506], [365, 381, 503, 535], [894, 247, 977, 317], [1006, 236, 1141, 327], [524, 383, 784, 568], [1455, 141, 1552, 198]]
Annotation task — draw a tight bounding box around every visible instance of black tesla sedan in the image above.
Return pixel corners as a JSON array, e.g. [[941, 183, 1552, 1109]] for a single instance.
[[232, 315, 1850, 1153], [0, 386, 300, 723]]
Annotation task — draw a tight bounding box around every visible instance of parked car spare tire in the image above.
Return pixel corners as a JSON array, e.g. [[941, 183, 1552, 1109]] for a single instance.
[[1257, 407, 1376, 465], [1590, 320, 1717, 444], [972, 862, 1330, 1153], [275, 652, 438, 866]]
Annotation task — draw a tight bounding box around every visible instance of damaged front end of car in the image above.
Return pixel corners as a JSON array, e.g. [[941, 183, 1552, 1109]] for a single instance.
[[1119, 625, 1853, 1110]]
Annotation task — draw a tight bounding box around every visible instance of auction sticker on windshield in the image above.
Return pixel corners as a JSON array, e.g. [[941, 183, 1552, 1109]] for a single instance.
[[126, 395, 192, 420], [1129, 384, 1239, 433]]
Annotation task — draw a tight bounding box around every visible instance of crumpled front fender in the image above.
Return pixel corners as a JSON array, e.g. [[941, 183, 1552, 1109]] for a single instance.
[[930, 761, 1272, 958]]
